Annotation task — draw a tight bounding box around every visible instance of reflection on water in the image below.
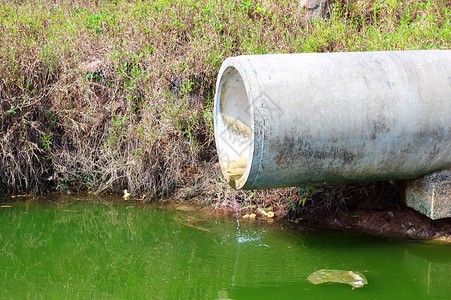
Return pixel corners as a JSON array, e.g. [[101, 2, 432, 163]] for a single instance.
[[0, 198, 450, 299]]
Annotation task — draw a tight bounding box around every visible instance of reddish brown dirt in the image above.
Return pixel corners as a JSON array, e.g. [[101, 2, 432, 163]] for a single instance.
[[193, 181, 451, 241], [209, 203, 451, 241], [295, 206, 451, 241]]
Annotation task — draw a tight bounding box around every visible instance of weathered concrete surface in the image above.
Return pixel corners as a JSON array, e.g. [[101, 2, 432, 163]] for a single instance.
[[214, 50, 451, 190], [405, 169, 451, 220]]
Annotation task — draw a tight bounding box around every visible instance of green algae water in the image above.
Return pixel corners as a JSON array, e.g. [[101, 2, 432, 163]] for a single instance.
[[1, 198, 450, 299]]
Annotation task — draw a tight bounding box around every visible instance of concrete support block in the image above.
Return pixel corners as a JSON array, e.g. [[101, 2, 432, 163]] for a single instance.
[[405, 169, 451, 220]]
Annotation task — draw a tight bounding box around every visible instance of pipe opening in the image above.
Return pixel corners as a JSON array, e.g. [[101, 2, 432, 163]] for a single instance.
[[216, 67, 253, 184]]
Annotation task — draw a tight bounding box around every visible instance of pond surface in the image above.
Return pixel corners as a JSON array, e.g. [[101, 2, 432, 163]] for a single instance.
[[0, 197, 450, 299]]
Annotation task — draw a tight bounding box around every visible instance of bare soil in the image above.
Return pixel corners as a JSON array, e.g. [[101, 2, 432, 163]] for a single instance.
[[293, 205, 451, 242], [187, 180, 451, 242]]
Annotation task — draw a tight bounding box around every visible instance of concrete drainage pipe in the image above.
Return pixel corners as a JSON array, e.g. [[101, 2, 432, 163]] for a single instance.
[[214, 50, 451, 190]]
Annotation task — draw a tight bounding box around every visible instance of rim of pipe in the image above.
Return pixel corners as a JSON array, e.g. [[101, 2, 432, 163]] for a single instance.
[[214, 61, 253, 189]]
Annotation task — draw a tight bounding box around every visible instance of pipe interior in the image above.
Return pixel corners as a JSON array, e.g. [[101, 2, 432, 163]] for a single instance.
[[216, 67, 253, 181]]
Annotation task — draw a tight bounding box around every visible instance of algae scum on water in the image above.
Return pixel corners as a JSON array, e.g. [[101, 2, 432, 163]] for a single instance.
[[0, 198, 450, 299], [307, 269, 368, 289]]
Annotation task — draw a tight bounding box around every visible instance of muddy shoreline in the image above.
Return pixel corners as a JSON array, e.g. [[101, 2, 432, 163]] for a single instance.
[[204, 203, 451, 242], [292, 207, 451, 242], [171, 187, 451, 242]]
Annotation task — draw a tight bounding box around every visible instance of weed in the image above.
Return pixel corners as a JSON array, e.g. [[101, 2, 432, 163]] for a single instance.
[[7, 105, 16, 115], [40, 134, 52, 151]]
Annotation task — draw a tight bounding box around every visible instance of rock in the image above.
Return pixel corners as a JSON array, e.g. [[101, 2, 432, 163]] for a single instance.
[[300, 0, 329, 19], [257, 208, 275, 218], [170, 76, 182, 97], [307, 269, 368, 289], [123, 189, 131, 200]]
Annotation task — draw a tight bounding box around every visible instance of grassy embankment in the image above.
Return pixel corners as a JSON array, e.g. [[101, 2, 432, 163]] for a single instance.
[[0, 0, 449, 217]]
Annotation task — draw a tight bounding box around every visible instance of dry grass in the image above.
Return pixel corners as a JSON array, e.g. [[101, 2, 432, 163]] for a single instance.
[[0, 0, 449, 214]]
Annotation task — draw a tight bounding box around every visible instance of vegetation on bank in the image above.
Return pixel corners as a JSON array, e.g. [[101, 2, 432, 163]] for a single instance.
[[0, 0, 449, 214]]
